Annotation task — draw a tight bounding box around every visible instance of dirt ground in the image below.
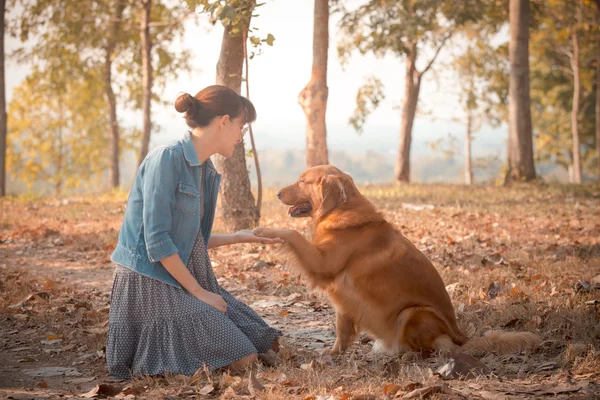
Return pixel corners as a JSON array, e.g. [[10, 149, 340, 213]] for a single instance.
[[1, 183, 599, 399]]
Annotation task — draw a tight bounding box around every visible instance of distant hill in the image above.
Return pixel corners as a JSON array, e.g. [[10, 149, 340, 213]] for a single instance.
[[6, 130, 571, 195]]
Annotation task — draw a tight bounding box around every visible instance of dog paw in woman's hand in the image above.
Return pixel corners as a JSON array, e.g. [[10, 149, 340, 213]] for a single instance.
[[236, 229, 284, 244], [252, 227, 281, 239]]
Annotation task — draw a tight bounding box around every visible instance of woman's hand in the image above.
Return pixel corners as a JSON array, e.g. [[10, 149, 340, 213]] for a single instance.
[[235, 229, 285, 244], [196, 291, 228, 313]]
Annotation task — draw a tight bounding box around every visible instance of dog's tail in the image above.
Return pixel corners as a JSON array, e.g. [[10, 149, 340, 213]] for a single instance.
[[459, 330, 541, 356]]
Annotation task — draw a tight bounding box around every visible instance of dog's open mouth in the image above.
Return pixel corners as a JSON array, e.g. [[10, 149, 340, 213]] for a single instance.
[[288, 202, 312, 217]]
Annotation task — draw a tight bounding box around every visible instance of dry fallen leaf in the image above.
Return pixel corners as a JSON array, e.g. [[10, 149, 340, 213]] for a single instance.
[[81, 383, 123, 398], [248, 370, 265, 396], [300, 360, 314, 370], [402, 385, 452, 399], [383, 383, 401, 396], [317, 353, 335, 368], [198, 384, 215, 395], [220, 386, 238, 399], [259, 371, 287, 382], [223, 375, 242, 387], [436, 351, 490, 380], [534, 361, 557, 372], [525, 315, 542, 331], [122, 385, 142, 396], [383, 360, 401, 377]]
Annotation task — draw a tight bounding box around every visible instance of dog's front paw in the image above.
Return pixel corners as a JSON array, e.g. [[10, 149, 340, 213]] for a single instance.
[[252, 227, 277, 238], [328, 344, 344, 355]]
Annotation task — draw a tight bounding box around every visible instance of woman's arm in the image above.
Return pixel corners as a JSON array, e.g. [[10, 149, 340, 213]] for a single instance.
[[207, 234, 238, 249], [160, 253, 227, 313], [140, 149, 226, 312], [208, 231, 285, 249]]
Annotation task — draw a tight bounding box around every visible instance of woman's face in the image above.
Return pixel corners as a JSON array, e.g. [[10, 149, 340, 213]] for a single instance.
[[218, 113, 248, 158]]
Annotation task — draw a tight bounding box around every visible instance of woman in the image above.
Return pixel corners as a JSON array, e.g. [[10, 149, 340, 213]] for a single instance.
[[107, 85, 282, 379]]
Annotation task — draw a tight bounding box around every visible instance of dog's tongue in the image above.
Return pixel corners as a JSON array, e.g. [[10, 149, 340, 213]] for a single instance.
[[289, 203, 312, 216]]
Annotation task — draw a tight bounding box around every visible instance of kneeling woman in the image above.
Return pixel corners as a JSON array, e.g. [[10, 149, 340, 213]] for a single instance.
[[107, 85, 282, 378]]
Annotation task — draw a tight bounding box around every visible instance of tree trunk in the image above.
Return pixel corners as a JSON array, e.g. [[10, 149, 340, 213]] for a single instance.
[[465, 108, 473, 185], [56, 99, 64, 196], [570, 23, 582, 184], [242, 30, 263, 215], [0, 0, 6, 197], [214, 17, 259, 231], [596, 0, 600, 180], [104, 0, 125, 189], [596, 35, 600, 179], [105, 53, 120, 188], [298, 0, 329, 168], [395, 51, 421, 183], [137, 0, 153, 167], [505, 0, 536, 183]]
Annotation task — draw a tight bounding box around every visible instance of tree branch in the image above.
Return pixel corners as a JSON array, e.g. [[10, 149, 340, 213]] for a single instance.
[[419, 29, 454, 76], [148, 12, 194, 28], [555, 46, 573, 60], [82, 11, 193, 31], [556, 64, 573, 76]]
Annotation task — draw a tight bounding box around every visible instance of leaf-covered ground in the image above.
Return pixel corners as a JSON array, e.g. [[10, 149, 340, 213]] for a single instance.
[[1, 183, 599, 399]]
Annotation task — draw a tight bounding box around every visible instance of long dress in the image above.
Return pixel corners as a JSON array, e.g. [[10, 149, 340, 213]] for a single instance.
[[106, 168, 281, 378]]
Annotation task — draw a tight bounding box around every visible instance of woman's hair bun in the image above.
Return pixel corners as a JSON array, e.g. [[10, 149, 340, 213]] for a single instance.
[[174, 92, 198, 113]]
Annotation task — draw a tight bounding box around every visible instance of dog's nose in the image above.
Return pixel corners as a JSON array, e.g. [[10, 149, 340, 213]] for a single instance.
[[276, 190, 282, 199]]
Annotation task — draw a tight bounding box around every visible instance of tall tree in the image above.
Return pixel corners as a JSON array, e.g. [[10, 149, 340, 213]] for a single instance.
[[463, 69, 476, 185], [136, 2, 193, 166], [450, 5, 507, 185], [506, 0, 536, 182], [0, 0, 6, 196], [529, 0, 597, 180], [299, 0, 329, 168], [214, 4, 259, 230], [104, 0, 126, 188], [7, 66, 116, 193], [192, 0, 274, 230], [137, 0, 153, 167], [11, 0, 190, 188], [595, 0, 600, 180], [338, 0, 481, 183], [569, 1, 583, 183]]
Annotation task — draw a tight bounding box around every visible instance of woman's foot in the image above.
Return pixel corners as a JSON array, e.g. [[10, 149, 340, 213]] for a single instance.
[[258, 349, 281, 367], [227, 353, 258, 374]]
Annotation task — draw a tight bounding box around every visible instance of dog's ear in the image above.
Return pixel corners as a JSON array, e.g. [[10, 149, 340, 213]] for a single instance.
[[316, 175, 347, 218]]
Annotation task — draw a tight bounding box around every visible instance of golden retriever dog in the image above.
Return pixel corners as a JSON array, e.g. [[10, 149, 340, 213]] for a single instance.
[[253, 165, 541, 357]]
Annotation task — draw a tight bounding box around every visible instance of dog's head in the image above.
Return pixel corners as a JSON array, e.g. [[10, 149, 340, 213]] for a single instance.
[[277, 165, 355, 219]]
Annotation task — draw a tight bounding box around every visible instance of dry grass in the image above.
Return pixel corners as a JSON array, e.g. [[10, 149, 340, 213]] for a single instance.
[[1, 182, 600, 399]]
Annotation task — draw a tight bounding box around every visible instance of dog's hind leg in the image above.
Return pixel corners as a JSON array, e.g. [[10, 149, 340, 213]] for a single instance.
[[433, 334, 459, 356], [395, 306, 459, 355], [330, 312, 357, 354]]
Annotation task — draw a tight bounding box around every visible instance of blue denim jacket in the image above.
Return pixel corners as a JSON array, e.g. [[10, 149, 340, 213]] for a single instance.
[[111, 132, 221, 288]]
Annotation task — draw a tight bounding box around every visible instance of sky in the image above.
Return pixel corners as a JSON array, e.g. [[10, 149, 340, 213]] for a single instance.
[[5, 0, 508, 158]]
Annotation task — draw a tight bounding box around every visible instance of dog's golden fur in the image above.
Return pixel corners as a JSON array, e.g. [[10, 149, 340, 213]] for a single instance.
[[254, 165, 541, 356]]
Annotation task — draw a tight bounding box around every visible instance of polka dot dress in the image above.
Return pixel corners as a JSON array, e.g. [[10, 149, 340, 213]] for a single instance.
[[106, 168, 281, 379]]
